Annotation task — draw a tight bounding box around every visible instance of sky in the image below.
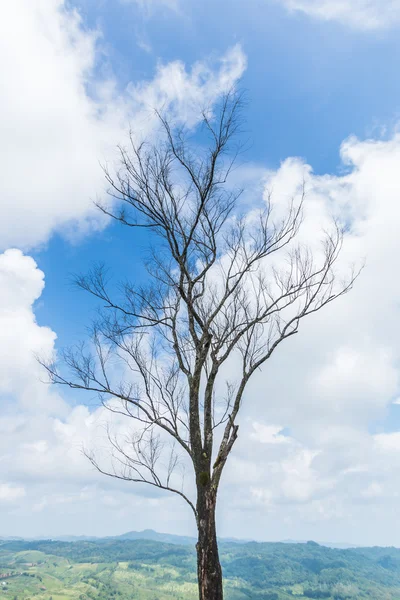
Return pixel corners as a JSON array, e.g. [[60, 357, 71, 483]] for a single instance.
[[3, 0, 400, 546]]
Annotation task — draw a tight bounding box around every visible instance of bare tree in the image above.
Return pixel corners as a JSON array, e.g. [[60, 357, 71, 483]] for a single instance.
[[42, 91, 358, 600]]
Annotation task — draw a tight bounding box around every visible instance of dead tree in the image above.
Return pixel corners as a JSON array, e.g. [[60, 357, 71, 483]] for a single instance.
[[43, 91, 358, 600]]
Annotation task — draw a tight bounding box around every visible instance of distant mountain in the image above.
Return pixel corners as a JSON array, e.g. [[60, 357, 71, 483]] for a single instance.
[[2, 529, 362, 549], [281, 538, 359, 549], [48, 530, 195, 545], [52, 529, 251, 546], [116, 529, 196, 545]]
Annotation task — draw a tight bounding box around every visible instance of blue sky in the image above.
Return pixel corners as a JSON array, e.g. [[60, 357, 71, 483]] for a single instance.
[[34, 0, 400, 348], [74, 0, 400, 171], [3, 0, 400, 544]]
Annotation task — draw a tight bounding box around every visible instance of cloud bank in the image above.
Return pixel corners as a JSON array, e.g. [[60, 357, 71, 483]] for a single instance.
[[0, 248, 194, 536], [218, 130, 400, 544], [0, 0, 245, 251]]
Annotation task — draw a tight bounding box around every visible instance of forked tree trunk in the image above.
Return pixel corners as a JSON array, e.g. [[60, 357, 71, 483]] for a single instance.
[[196, 486, 223, 600]]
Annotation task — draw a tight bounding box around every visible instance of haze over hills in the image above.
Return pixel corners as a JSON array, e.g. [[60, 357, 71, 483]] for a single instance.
[[0, 529, 365, 549], [55, 529, 197, 545]]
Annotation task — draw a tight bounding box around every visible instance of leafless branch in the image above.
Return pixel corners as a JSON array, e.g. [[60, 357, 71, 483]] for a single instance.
[[40, 90, 359, 525]]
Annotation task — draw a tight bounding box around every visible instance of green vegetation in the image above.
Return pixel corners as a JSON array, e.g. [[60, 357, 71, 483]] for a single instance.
[[1, 538, 400, 599]]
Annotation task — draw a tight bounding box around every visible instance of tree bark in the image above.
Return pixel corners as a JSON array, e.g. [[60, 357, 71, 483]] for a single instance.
[[196, 486, 223, 600]]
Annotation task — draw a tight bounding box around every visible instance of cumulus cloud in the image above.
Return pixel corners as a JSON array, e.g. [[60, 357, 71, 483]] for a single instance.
[[214, 128, 400, 544], [0, 252, 162, 488], [0, 249, 197, 537], [0, 484, 26, 504], [0, 0, 245, 251], [277, 0, 400, 29], [0, 249, 64, 414]]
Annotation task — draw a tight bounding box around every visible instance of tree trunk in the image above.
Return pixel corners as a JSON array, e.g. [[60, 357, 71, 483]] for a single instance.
[[196, 486, 223, 600]]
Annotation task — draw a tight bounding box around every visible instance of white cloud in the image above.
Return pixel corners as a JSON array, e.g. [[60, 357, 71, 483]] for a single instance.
[[0, 0, 245, 251], [278, 0, 400, 29], [127, 44, 246, 130], [0, 484, 26, 503], [0, 249, 65, 414], [250, 422, 291, 444], [361, 482, 383, 498], [213, 128, 400, 543], [0, 250, 176, 490], [0, 248, 197, 537]]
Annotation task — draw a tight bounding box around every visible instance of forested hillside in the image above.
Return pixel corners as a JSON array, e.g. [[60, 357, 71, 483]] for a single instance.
[[1, 538, 400, 599]]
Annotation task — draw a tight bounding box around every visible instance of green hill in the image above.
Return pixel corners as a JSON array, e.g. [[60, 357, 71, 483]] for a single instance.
[[1, 538, 400, 599]]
